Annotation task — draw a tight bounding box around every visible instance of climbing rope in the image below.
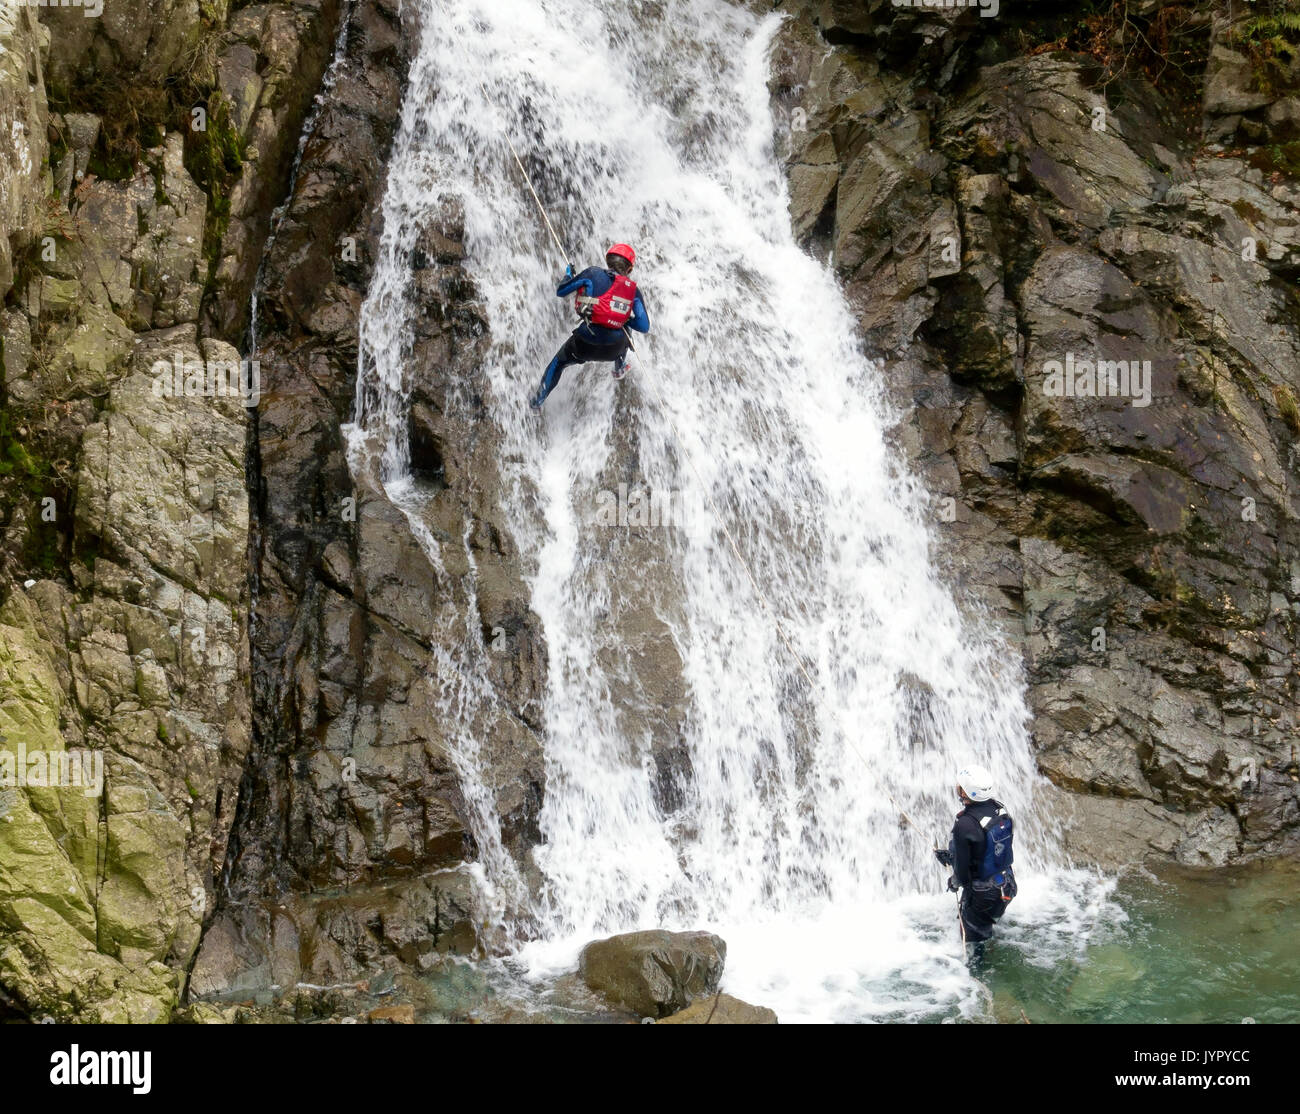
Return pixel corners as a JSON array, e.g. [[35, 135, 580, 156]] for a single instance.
[[479, 81, 572, 268], [956, 895, 969, 963], [482, 80, 929, 840]]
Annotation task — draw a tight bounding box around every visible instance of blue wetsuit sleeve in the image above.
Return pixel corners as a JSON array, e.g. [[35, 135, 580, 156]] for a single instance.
[[628, 293, 649, 333], [557, 275, 590, 297], [557, 266, 604, 298]]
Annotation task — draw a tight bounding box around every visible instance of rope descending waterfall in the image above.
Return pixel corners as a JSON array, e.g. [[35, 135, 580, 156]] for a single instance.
[[479, 80, 931, 843], [480, 81, 572, 265]]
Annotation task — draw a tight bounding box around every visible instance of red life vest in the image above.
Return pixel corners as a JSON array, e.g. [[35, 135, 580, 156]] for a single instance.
[[577, 274, 638, 329]]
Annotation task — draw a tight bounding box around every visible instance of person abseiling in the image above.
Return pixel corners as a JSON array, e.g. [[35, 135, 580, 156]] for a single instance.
[[530, 243, 650, 409], [934, 763, 1017, 964]]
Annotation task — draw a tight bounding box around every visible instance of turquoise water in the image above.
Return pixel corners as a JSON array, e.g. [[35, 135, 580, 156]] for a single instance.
[[196, 862, 1299, 1023], [982, 861, 1300, 1024], [410, 862, 1300, 1024]]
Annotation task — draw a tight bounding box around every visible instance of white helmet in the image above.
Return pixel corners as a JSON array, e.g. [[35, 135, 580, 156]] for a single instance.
[[956, 764, 994, 802]]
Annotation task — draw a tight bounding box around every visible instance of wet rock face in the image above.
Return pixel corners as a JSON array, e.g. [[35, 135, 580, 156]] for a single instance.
[[205, 0, 346, 340], [657, 991, 778, 1024], [0, 7, 48, 294], [195, 0, 547, 992], [5, 0, 543, 1016], [0, 332, 252, 1021], [773, 5, 1300, 865], [189, 868, 478, 996], [42, 0, 207, 90]]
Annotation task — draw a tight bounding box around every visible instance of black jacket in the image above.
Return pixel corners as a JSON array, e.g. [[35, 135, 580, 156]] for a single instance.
[[949, 798, 1008, 887]]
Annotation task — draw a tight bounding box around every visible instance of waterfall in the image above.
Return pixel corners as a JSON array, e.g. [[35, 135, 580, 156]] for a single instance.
[[352, 0, 1113, 1022]]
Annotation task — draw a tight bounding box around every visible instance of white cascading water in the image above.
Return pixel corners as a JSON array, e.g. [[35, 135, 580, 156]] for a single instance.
[[351, 0, 1115, 1021]]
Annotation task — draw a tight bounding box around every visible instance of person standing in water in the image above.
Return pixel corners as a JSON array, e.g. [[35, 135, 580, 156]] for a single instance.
[[934, 763, 1017, 964]]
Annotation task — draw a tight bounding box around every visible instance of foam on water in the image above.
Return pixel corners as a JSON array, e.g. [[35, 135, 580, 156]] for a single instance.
[[351, 0, 1117, 1022]]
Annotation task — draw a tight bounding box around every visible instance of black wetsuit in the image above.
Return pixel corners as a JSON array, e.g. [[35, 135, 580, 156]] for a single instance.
[[949, 797, 1017, 945]]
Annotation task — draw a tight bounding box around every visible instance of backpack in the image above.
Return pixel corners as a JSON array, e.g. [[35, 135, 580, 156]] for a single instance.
[[978, 806, 1014, 883]]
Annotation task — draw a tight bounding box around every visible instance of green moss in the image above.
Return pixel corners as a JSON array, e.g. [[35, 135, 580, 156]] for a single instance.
[[45, 16, 227, 188], [1231, 199, 1268, 225], [182, 92, 247, 299], [47, 127, 69, 195], [1248, 141, 1300, 179], [151, 161, 171, 209], [87, 144, 139, 183], [0, 407, 49, 486], [26, 525, 62, 576], [1232, 4, 1300, 99], [42, 19, 247, 323], [4, 238, 43, 310], [0, 405, 63, 575], [1274, 384, 1300, 434]]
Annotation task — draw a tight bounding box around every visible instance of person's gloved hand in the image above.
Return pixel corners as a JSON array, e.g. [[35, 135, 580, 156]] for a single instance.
[[564, 263, 575, 279], [946, 875, 959, 893], [934, 848, 953, 867]]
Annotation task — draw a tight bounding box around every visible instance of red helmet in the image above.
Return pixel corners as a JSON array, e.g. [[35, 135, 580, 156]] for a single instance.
[[606, 243, 636, 269]]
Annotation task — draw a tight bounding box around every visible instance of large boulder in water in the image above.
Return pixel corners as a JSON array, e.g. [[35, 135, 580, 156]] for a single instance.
[[658, 993, 778, 1025], [579, 930, 726, 1018]]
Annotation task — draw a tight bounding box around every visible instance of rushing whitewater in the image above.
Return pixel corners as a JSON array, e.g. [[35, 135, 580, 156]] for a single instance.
[[352, 0, 1113, 1021]]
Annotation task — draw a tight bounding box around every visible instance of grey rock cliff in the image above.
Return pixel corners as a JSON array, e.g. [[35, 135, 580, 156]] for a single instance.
[[770, 0, 1300, 865], [0, 0, 340, 1021]]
